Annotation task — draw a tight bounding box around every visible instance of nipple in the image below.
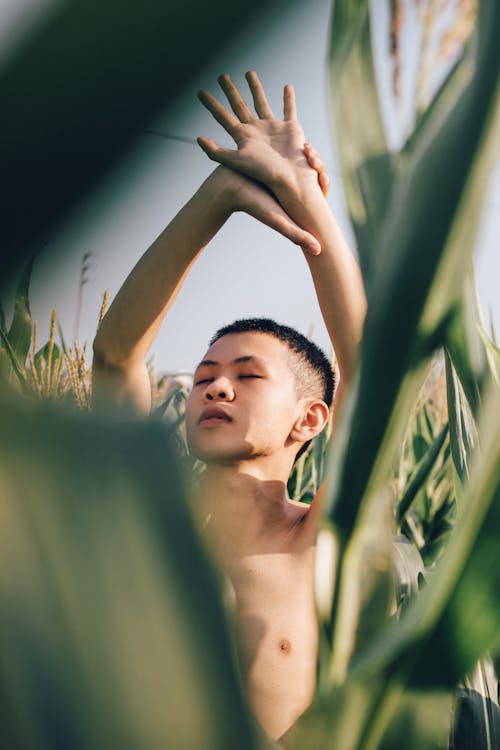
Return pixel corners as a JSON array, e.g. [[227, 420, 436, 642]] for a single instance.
[[279, 638, 292, 654]]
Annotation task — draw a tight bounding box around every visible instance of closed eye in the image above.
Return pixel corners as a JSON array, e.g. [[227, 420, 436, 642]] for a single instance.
[[239, 374, 263, 379], [194, 378, 213, 386]]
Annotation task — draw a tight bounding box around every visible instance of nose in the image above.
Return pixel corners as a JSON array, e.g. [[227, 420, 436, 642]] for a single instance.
[[204, 377, 234, 402]]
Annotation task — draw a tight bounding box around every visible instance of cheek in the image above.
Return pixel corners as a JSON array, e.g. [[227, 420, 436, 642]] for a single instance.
[[248, 398, 297, 443]]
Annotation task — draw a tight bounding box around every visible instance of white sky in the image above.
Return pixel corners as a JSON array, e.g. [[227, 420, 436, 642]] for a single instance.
[[4, 0, 499, 373]]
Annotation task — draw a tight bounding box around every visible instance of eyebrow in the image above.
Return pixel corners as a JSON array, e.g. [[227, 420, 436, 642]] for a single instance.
[[196, 355, 262, 368]]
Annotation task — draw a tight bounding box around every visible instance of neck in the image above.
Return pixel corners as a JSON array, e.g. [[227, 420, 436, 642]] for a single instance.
[[195, 457, 296, 548]]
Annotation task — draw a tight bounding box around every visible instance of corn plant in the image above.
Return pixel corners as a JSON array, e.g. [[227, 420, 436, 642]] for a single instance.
[[0, 261, 99, 409], [0, 1, 499, 749], [285, 2, 500, 748]]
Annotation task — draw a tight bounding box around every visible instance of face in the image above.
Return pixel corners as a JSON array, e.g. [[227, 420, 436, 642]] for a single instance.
[[185, 332, 303, 464]]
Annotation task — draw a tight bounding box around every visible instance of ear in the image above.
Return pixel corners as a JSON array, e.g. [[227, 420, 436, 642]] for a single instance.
[[289, 400, 330, 444]]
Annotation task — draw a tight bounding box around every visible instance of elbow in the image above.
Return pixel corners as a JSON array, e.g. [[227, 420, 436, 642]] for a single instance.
[[92, 332, 112, 371], [92, 332, 127, 373]]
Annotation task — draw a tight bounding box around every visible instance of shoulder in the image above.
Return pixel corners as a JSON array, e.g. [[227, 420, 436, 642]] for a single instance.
[[283, 499, 319, 549], [295, 482, 327, 538]]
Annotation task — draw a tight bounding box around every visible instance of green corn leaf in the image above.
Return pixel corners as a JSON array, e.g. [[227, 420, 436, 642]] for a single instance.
[[324, 0, 500, 673], [329, 0, 393, 285], [57, 320, 69, 356], [0, 325, 30, 392], [445, 271, 489, 417], [478, 324, 500, 385], [445, 351, 478, 484], [294, 382, 499, 749], [326, 0, 499, 538], [288, 672, 453, 750], [0, 391, 264, 750], [396, 423, 448, 528], [34, 340, 62, 370], [422, 402, 435, 442], [349, 381, 500, 686], [0, 0, 279, 280], [7, 258, 34, 368], [420, 497, 456, 567]]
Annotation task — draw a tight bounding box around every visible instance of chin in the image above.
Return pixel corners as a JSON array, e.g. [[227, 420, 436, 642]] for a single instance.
[[188, 437, 255, 464]]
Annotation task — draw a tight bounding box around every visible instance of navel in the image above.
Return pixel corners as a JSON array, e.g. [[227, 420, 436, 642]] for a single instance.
[[278, 638, 292, 654]]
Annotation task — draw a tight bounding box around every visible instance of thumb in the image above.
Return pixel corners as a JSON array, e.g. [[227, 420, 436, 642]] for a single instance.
[[197, 137, 239, 170]]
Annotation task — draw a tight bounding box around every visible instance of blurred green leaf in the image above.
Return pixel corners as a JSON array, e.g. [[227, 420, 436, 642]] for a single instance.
[[294, 381, 499, 749], [324, 0, 499, 678], [0, 325, 30, 391], [0, 0, 292, 282], [327, 0, 499, 531], [377, 690, 454, 750], [328, 0, 393, 284], [6, 258, 34, 365], [445, 271, 490, 417], [300, 3, 500, 745], [0, 391, 264, 750]]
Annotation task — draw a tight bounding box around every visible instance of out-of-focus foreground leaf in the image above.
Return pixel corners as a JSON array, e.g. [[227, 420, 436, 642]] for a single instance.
[[0, 392, 264, 750], [0, 0, 287, 282], [326, 0, 499, 554], [290, 379, 500, 749], [323, 0, 499, 673], [289, 1, 500, 747]]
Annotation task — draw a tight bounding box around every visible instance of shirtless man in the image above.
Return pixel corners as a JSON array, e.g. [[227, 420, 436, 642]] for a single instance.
[[92, 72, 366, 742]]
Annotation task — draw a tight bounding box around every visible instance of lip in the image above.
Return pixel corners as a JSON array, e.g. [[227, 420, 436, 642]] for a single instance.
[[198, 406, 233, 425]]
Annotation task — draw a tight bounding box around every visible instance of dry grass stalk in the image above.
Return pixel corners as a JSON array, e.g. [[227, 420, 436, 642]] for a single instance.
[[28, 351, 42, 395], [44, 309, 57, 398], [64, 342, 92, 410], [32, 319, 38, 358], [390, 0, 405, 99], [98, 289, 109, 326], [28, 319, 42, 395], [438, 0, 477, 61], [415, 0, 478, 112]]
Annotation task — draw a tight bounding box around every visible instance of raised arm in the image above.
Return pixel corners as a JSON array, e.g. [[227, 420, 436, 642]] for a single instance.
[[197, 72, 367, 411], [92, 165, 322, 413]]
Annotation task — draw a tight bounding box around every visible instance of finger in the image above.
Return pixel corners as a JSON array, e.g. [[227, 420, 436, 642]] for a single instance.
[[245, 70, 274, 119], [318, 171, 330, 197], [283, 84, 297, 121], [304, 143, 322, 163], [197, 90, 239, 136], [243, 192, 321, 255], [256, 207, 321, 255], [197, 137, 240, 170], [218, 73, 254, 123], [304, 147, 325, 171]]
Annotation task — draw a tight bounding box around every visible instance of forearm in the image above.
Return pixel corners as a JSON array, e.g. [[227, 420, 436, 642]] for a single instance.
[[275, 176, 367, 382], [93, 167, 232, 369]]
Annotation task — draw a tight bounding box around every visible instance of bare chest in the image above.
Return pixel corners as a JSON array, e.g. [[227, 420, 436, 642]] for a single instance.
[[223, 545, 318, 739]]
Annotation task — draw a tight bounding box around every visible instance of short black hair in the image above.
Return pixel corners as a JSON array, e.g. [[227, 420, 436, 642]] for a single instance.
[[210, 318, 335, 459]]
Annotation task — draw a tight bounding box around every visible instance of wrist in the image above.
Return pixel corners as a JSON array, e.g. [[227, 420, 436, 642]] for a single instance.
[[203, 165, 241, 218], [271, 162, 321, 202]]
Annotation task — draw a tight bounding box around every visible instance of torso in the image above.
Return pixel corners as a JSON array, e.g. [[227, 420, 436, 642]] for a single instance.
[[206, 502, 319, 741]]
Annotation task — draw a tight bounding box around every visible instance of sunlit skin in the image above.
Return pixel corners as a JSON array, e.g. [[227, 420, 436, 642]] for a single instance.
[[186, 332, 328, 468], [186, 331, 329, 741], [92, 72, 366, 742]]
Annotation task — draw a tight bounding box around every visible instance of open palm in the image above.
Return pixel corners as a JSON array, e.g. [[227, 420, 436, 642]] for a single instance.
[[197, 72, 316, 191]]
